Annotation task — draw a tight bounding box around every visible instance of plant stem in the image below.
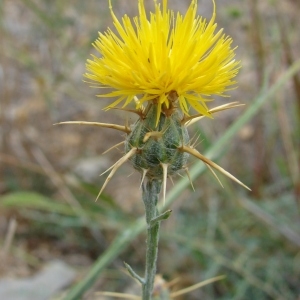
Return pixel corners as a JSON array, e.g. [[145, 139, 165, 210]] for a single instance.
[[142, 179, 162, 300]]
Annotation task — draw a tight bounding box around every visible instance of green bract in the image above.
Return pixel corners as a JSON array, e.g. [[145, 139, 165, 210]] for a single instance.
[[125, 104, 190, 180]]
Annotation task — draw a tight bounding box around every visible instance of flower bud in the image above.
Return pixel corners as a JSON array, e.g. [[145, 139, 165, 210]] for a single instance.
[[125, 104, 190, 180]]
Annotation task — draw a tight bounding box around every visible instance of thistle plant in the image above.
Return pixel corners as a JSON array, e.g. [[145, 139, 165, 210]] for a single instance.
[[58, 0, 250, 298]]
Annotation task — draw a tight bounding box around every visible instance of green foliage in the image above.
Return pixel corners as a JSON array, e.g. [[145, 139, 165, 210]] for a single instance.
[[0, 191, 74, 215]]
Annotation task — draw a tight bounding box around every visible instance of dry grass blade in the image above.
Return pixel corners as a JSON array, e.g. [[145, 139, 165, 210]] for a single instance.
[[22, 130, 104, 243], [239, 197, 300, 247], [95, 291, 140, 299], [276, 6, 300, 117], [276, 91, 300, 200], [0, 153, 44, 174], [95, 276, 225, 299], [0, 218, 17, 259], [171, 275, 226, 298]]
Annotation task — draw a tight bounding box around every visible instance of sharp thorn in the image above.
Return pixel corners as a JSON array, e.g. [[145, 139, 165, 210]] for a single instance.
[[140, 168, 148, 189], [184, 167, 195, 191], [179, 146, 251, 191], [95, 291, 140, 299], [54, 121, 131, 134], [143, 131, 164, 143], [205, 164, 224, 188], [102, 141, 125, 155], [111, 106, 145, 119], [95, 148, 137, 201], [183, 102, 245, 126], [161, 163, 168, 206]]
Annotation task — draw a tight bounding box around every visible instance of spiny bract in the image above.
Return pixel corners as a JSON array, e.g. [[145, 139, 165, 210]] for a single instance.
[[125, 102, 190, 180]]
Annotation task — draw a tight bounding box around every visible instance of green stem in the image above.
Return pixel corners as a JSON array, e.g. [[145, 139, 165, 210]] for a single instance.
[[142, 179, 162, 300]]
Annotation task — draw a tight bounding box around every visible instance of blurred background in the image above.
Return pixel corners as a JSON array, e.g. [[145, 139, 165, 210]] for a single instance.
[[0, 0, 299, 299]]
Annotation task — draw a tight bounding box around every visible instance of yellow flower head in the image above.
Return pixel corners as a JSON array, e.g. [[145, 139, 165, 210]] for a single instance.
[[85, 0, 240, 120]]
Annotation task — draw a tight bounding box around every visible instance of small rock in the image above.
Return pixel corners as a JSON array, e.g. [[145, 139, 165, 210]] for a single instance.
[[72, 156, 109, 183], [0, 260, 76, 300]]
